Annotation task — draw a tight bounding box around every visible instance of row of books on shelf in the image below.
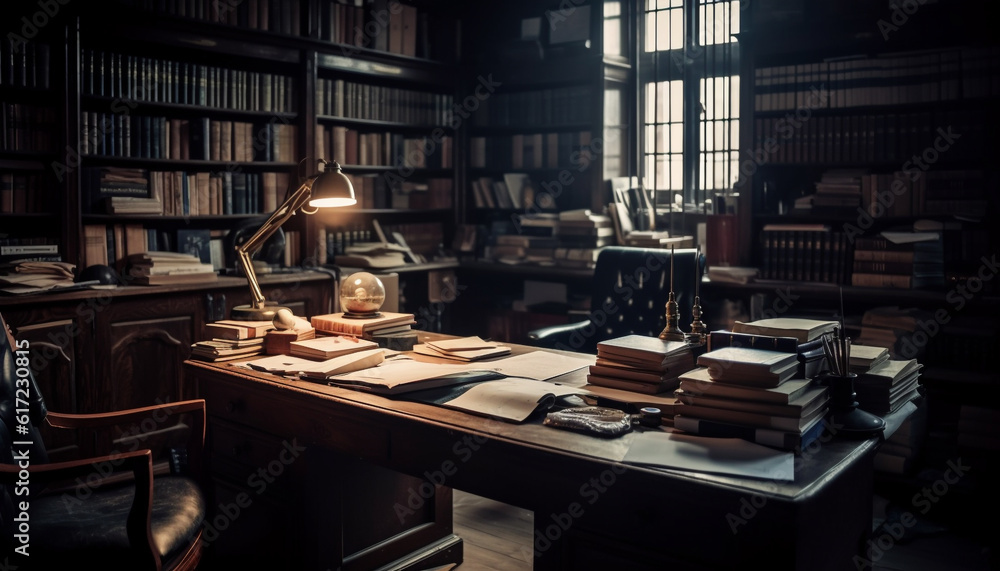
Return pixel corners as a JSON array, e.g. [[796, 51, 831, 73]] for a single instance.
[[0, 172, 50, 214], [1, 103, 58, 153], [471, 86, 592, 128], [83, 167, 294, 216], [80, 113, 297, 162], [316, 125, 453, 169], [758, 225, 854, 284], [1, 38, 50, 89], [315, 0, 424, 57], [468, 131, 593, 170], [797, 168, 990, 219], [83, 223, 228, 273], [82, 49, 295, 112], [315, 78, 454, 125], [752, 46, 998, 112], [112, 0, 303, 36], [751, 108, 984, 165], [341, 173, 452, 210], [851, 232, 944, 289]]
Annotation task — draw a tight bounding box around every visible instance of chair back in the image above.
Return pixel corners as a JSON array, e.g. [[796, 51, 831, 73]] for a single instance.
[[0, 313, 50, 538], [570, 246, 702, 354]]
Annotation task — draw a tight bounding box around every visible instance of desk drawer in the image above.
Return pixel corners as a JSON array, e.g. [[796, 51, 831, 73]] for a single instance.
[[209, 418, 298, 471], [198, 372, 391, 458]]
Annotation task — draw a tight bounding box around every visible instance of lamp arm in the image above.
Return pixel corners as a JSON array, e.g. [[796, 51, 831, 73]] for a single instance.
[[235, 176, 316, 311]]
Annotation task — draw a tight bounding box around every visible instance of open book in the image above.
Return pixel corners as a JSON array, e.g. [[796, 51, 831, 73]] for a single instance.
[[404, 377, 592, 423], [324, 359, 503, 395]]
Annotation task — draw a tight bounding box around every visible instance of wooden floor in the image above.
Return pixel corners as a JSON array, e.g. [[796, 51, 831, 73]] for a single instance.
[[443, 490, 995, 571]]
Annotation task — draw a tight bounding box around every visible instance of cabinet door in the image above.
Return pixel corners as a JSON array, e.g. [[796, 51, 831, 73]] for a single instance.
[[101, 314, 195, 412], [14, 319, 82, 459]]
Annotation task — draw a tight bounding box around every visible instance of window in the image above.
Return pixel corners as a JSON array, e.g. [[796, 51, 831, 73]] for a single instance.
[[639, 0, 741, 214]]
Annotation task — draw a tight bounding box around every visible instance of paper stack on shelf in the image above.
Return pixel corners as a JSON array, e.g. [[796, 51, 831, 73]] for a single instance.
[[0, 260, 78, 295], [124, 251, 218, 285], [586, 335, 694, 396]]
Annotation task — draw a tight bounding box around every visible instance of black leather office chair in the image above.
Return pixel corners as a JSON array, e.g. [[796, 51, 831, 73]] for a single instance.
[[527, 246, 702, 354], [0, 312, 207, 570]]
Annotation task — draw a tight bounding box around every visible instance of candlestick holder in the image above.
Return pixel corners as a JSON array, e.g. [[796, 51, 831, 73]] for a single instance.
[[817, 372, 885, 438]]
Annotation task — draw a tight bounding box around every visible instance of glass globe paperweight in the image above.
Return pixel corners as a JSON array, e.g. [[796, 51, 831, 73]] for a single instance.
[[339, 271, 386, 318]]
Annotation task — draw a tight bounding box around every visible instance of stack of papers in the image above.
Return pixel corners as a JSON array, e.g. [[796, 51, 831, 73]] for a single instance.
[[413, 336, 511, 361], [0, 261, 79, 295]]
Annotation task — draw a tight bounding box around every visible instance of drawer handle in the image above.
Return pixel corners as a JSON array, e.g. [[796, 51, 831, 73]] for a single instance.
[[225, 399, 244, 414]]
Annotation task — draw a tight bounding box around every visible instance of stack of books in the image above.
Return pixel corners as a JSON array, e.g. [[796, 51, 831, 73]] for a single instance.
[[708, 328, 829, 381], [310, 311, 416, 340], [191, 319, 276, 362], [810, 169, 866, 215], [848, 344, 890, 375], [586, 335, 694, 395], [854, 358, 922, 416], [190, 337, 266, 362], [730, 317, 839, 378], [851, 230, 945, 289], [556, 209, 615, 251], [124, 251, 217, 285], [672, 346, 829, 451], [855, 306, 933, 359]]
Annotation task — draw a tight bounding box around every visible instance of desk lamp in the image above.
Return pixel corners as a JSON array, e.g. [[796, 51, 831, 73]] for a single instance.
[[231, 159, 356, 321]]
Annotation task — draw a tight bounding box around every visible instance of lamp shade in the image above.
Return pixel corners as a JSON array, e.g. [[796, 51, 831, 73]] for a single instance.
[[308, 160, 357, 207]]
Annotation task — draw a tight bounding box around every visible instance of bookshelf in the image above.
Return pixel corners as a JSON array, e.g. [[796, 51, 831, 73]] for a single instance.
[[0, 33, 67, 265], [448, 0, 633, 340], [722, 0, 1000, 526]]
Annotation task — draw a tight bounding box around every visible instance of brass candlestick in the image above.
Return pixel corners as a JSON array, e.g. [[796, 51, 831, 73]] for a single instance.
[[686, 247, 707, 344], [659, 246, 687, 342]]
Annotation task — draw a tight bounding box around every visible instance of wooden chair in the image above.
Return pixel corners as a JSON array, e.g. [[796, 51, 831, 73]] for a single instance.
[[527, 246, 702, 354], [0, 312, 206, 570]]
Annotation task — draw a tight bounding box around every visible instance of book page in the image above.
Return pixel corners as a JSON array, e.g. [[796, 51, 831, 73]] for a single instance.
[[443, 378, 589, 422], [486, 351, 593, 381], [623, 432, 794, 481]]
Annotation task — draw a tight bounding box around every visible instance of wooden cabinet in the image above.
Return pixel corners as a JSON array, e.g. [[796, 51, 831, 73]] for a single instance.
[[1, 273, 333, 460]]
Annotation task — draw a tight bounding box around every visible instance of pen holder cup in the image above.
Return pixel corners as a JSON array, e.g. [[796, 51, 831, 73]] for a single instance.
[[816, 372, 886, 439]]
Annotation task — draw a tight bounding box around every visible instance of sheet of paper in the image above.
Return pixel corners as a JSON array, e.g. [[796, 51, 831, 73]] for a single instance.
[[623, 431, 794, 481], [328, 358, 498, 387], [486, 351, 593, 381], [443, 378, 589, 422], [245, 354, 321, 374]]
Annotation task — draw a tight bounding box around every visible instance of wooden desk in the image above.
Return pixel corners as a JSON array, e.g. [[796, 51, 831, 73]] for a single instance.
[[187, 336, 879, 570]]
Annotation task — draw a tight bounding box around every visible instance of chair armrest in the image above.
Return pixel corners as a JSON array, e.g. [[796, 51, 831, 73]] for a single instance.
[[0, 449, 159, 568], [526, 320, 593, 353], [46, 399, 206, 478]]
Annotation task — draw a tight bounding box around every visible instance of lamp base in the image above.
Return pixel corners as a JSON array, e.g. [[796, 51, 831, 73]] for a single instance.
[[231, 303, 289, 322], [818, 372, 887, 439], [342, 311, 382, 319], [827, 406, 887, 438]]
